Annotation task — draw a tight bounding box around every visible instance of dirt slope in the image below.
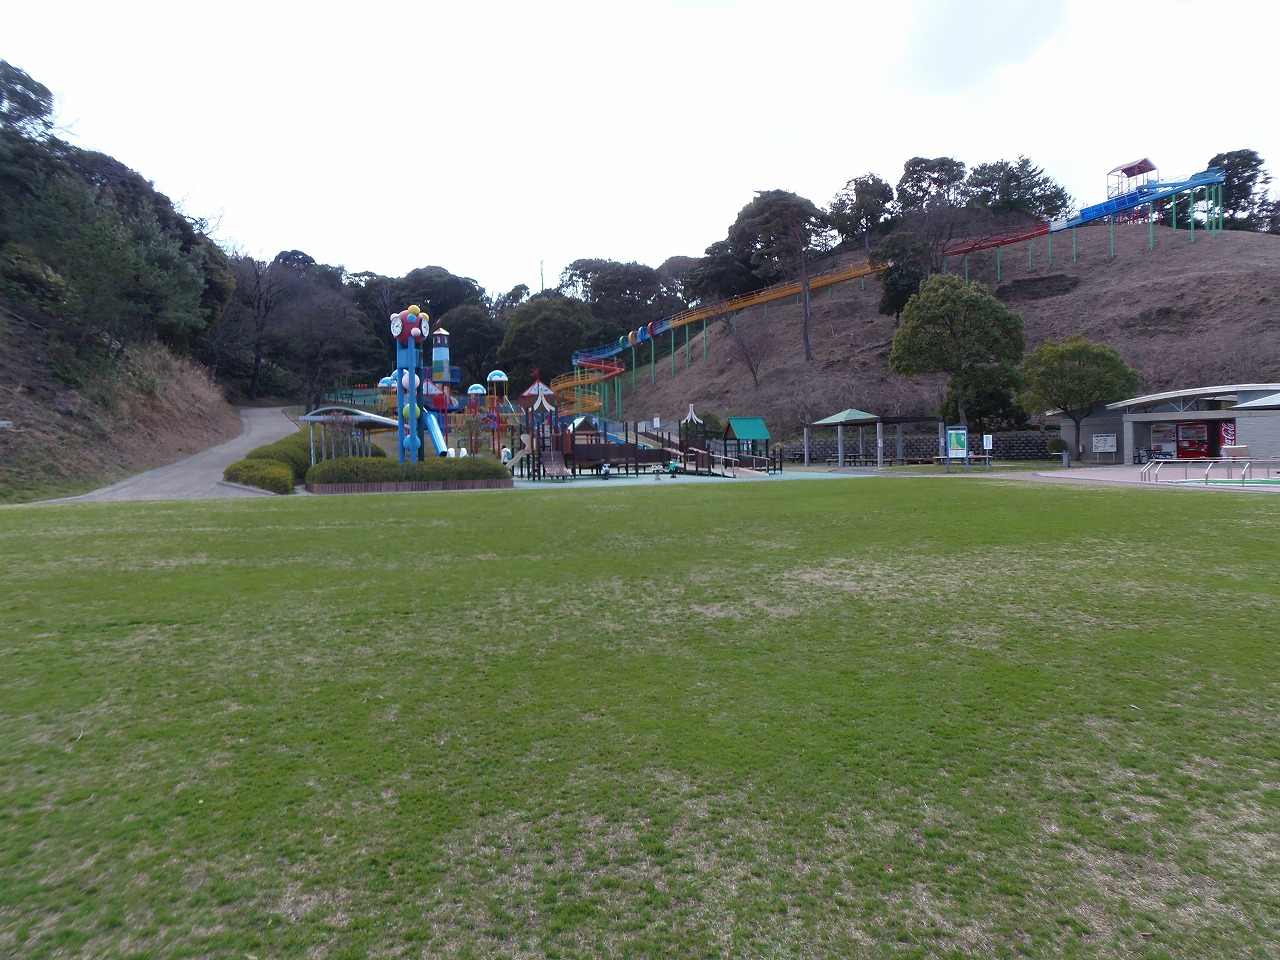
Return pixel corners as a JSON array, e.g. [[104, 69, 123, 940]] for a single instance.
[[0, 303, 241, 502], [620, 226, 1280, 439]]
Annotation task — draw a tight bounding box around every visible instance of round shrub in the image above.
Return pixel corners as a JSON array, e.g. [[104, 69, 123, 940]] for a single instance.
[[1045, 437, 1068, 454], [224, 458, 295, 494], [245, 429, 313, 482]]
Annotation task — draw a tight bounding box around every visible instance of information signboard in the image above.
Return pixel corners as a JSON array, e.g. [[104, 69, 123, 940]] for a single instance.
[[1092, 434, 1117, 453], [946, 426, 968, 459]]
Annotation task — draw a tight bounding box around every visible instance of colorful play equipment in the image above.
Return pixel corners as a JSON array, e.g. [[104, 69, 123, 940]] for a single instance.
[[550, 162, 1228, 419], [387, 305, 449, 461]]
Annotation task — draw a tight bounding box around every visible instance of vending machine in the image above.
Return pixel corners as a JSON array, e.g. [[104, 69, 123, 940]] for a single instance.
[[1175, 422, 1209, 459], [1148, 422, 1176, 459]]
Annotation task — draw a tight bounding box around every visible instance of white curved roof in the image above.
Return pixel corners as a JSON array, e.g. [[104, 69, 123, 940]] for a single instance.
[[1106, 384, 1280, 411]]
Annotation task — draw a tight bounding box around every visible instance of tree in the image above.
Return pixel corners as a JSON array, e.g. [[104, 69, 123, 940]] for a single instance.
[[827, 173, 895, 253], [0, 61, 54, 139], [440, 303, 504, 384], [396, 265, 485, 321], [1209, 149, 1272, 230], [558, 258, 684, 337], [723, 314, 773, 388], [496, 294, 595, 387], [895, 157, 967, 213], [888, 274, 1025, 425], [683, 240, 761, 304], [1018, 336, 1141, 457], [965, 156, 1071, 220], [727, 189, 832, 362], [870, 231, 932, 321]]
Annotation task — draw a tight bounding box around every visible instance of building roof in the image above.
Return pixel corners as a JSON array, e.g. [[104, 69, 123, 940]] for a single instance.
[[1106, 384, 1280, 412], [810, 407, 880, 426], [1109, 158, 1157, 178], [1233, 391, 1280, 410], [725, 417, 771, 441]]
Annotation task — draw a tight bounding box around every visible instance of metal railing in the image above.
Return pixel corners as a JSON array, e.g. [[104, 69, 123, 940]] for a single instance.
[[1142, 458, 1280, 485]]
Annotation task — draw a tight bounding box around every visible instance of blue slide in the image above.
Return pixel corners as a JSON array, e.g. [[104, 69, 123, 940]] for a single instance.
[[423, 411, 448, 457]]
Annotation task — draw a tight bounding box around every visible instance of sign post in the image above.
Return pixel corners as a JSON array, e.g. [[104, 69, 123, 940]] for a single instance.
[[946, 425, 968, 474], [1091, 433, 1117, 464]]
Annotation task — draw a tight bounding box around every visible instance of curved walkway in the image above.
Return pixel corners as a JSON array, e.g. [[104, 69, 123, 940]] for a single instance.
[[58, 407, 300, 503]]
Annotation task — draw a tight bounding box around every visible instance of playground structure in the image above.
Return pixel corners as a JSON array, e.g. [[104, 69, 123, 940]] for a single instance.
[[547, 163, 1228, 421]]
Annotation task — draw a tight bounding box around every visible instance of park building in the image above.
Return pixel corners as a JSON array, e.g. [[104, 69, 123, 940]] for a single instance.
[[1062, 384, 1280, 464]]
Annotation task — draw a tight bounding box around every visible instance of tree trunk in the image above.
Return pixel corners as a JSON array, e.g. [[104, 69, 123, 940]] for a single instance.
[[800, 249, 813, 363]]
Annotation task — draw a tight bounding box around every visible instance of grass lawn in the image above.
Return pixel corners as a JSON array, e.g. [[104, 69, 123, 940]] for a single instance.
[[2, 478, 1277, 958]]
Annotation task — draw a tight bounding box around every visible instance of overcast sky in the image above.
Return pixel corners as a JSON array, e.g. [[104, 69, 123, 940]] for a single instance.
[[8, 0, 1278, 299]]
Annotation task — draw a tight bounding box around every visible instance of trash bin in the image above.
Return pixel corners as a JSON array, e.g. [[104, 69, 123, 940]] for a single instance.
[[1135, 449, 1150, 465]]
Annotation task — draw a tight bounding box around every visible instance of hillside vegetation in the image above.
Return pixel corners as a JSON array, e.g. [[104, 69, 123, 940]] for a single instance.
[[619, 226, 1280, 438]]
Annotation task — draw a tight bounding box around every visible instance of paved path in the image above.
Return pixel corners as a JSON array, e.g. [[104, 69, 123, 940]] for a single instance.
[[60, 407, 301, 503]]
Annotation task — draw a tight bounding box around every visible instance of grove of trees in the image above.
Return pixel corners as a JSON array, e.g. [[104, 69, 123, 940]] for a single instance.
[[5, 55, 1278, 433]]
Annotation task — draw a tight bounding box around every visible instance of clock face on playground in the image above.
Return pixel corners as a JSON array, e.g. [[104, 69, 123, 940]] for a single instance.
[[390, 316, 403, 338]]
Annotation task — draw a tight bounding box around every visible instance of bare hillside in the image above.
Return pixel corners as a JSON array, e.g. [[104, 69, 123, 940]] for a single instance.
[[0, 302, 241, 502], [619, 226, 1280, 439]]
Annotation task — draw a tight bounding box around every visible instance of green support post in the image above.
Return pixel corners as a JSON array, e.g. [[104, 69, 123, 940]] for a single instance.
[[630, 346, 636, 393], [996, 245, 1001, 281], [1171, 194, 1177, 230], [963, 255, 969, 280], [684, 325, 690, 368], [1149, 203, 1155, 248], [670, 330, 675, 377], [1109, 218, 1115, 258], [1028, 238, 1033, 267], [702, 319, 707, 359], [861, 276, 865, 291], [650, 340, 655, 385], [1190, 188, 1196, 244], [1048, 231, 1053, 266], [1072, 227, 1078, 262]]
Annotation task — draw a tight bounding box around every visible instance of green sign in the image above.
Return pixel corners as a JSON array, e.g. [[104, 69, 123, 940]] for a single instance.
[[946, 426, 968, 458]]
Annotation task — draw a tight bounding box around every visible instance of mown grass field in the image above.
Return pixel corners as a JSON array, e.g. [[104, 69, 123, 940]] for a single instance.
[[2, 477, 1278, 959]]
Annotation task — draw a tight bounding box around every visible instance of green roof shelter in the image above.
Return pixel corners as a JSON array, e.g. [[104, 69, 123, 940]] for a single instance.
[[804, 408, 880, 467], [724, 417, 774, 469], [804, 408, 945, 467]]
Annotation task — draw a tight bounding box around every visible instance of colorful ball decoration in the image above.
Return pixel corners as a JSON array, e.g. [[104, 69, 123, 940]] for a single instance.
[[401, 432, 422, 452], [400, 372, 421, 392]]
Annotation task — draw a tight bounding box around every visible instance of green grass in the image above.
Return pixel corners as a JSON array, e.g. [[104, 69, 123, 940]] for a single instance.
[[2, 478, 1278, 958]]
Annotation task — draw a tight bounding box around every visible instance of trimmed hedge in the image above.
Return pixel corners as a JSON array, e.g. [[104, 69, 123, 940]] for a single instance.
[[223, 458, 295, 494], [306, 456, 511, 485], [1046, 437, 1068, 454], [245, 429, 314, 482]]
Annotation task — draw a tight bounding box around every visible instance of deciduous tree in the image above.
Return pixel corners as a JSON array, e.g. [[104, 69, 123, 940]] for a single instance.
[[1018, 336, 1141, 456]]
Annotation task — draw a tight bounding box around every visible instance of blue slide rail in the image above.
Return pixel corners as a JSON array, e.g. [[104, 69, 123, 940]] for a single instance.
[[1052, 167, 1224, 232], [424, 411, 448, 456]]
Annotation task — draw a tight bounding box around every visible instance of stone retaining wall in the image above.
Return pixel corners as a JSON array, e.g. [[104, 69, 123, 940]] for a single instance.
[[789, 432, 1054, 462]]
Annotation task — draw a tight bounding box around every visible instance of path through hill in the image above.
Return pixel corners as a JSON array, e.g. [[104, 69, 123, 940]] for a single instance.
[[59, 408, 300, 503]]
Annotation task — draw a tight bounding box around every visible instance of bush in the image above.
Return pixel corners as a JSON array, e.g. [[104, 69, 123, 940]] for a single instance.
[[223, 458, 295, 494], [245, 429, 313, 482], [306, 456, 511, 485], [1046, 437, 1068, 454]]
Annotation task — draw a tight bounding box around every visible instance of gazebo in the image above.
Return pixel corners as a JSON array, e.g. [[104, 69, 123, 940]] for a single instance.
[[804, 408, 880, 467], [804, 409, 946, 467]]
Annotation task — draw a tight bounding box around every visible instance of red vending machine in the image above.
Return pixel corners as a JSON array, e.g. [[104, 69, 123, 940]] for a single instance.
[[1176, 422, 1209, 459]]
